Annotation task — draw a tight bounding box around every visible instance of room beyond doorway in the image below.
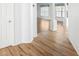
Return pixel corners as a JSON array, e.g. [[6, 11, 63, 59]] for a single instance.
[[37, 3, 68, 35]]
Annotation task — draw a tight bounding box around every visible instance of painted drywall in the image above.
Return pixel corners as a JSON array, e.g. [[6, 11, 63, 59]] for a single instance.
[[32, 3, 37, 37], [64, 4, 68, 29], [14, 3, 33, 44], [68, 3, 79, 54], [21, 3, 33, 43], [14, 3, 22, 44]]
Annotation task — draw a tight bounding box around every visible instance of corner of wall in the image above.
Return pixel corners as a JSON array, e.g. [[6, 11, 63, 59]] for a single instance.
[[68, 38, 79, 55]]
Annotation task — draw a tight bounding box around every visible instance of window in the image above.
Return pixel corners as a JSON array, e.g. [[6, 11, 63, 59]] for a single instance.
[[55, 6, 65, 17], [40, 6, 49, 17]]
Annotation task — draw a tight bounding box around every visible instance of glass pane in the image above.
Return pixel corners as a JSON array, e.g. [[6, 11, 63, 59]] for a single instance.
[[61, 6, 65, 12], [56, 12, 61, 17], [56, 6, 61, 11], [62, 12, 65, 17], [40, 7, 49, 17]]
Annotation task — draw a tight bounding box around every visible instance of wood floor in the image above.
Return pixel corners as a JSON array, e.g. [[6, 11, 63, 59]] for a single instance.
[[37, 18, 50, 33], [0, 20, 78, 56]]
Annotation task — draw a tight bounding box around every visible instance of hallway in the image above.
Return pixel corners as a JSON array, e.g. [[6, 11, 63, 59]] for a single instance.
[[0, 20, 77, 56]]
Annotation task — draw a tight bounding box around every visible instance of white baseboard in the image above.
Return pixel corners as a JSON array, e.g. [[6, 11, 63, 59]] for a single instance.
[[12, 40, 33, 46], [68, 38, 79, 55], [12, 42, 22, 46], [0, 44, 11, 49], [33, 34, 37, 38]]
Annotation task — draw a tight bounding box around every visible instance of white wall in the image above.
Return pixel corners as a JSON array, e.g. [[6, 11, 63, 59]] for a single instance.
[[32, 3, 37, 37], [64, 4, 68, 28], [14, 3, 22, 44], [21, 4, 33, 43], [14, 3, 33, 45], [68, 3, 79, 54]]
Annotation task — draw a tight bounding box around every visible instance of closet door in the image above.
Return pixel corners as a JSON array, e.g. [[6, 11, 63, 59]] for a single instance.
[[6, 4, 14, 45], [0, 4, 14, 48], [1, 4, 8, 47], [0, 4, 2, 46]]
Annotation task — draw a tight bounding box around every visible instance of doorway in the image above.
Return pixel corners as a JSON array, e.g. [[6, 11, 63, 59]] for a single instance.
[[37, 3, 50, 35], [34, 3, 68, 37]]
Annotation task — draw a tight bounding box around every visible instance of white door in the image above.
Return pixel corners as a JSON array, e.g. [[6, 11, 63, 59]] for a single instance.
[[0, 4, 14, 48]]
